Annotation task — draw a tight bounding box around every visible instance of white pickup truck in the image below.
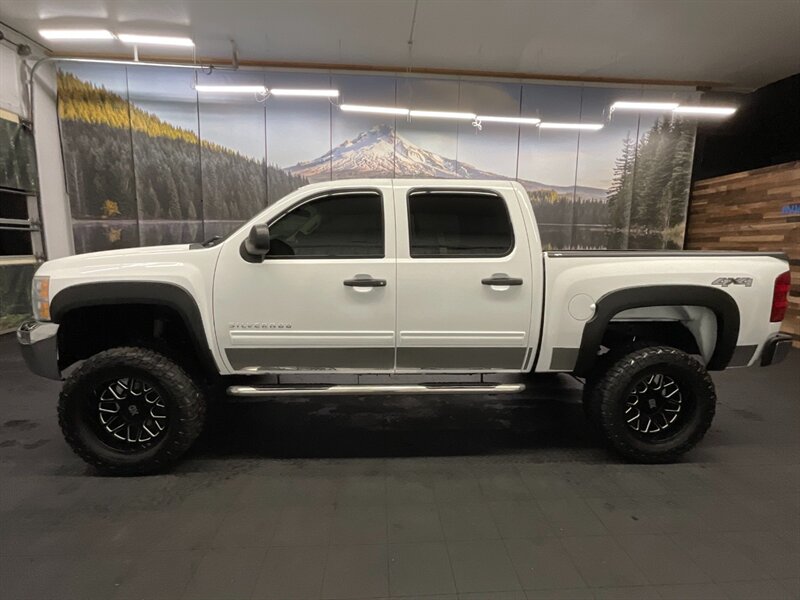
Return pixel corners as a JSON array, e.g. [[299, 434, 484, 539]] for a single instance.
[[18, 179, 792, 474]]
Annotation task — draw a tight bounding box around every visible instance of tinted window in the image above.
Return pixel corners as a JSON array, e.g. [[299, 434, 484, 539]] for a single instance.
[[267, 192, 383, 258], [408, 192, 513, 257]]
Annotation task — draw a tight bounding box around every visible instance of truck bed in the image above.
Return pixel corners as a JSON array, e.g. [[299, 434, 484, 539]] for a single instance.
[[536, 250, 789, 373]]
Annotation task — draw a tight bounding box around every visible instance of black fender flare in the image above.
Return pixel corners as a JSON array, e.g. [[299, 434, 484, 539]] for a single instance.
[[574, 285, 740, 376], [50, 281, 218, 373]]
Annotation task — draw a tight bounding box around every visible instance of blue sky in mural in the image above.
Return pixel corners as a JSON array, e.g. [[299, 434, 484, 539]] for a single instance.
[[457, 79, 522, 178], [266, 70, 332, 168], [196, 70, 267, 161], [517, 84, 581, 188], [332, 73, 397, 143], [59, 62, 128, 97], [397, 77, 460, 174], [126, 67, 199, 134]]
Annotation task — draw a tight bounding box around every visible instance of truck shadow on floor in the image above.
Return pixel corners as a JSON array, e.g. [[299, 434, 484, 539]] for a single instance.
[[197, 375, 604, 460]]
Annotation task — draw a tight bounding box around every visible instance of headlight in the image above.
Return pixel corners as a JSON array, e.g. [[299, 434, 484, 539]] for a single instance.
[[32, 276, 51, 321]]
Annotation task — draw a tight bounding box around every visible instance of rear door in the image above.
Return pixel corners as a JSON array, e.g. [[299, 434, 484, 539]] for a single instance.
[[393, 182, 534, 372], [213, 184, 396, 374]]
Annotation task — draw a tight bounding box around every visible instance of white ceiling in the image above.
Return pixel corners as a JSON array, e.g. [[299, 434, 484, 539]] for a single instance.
[[1, 0, 799, 89]]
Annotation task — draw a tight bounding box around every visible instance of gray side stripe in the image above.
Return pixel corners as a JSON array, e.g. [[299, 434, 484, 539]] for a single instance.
[[549, 347, 579, 371], [728, 345, 757, 367], [227, 347, 528, 371], [227, 347, 394, 370], [397, 347, 525, 369]]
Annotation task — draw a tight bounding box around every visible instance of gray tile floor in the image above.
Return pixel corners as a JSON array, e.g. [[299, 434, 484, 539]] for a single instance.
[[1, 333, 798, 599]]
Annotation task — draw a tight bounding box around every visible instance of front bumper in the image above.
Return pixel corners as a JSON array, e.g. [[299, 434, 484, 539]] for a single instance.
[[17, 320, 61, 380], [760, 333, 793, 367]]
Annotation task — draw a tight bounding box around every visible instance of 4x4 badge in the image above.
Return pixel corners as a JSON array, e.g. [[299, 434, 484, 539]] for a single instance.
[[711, 277, 753, 288]]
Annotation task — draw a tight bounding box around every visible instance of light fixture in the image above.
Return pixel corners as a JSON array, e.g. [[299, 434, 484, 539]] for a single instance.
[[269, 89, 339, 97], [477, 115, 541, 125], [195, 85, 267, 94], [117, 33, 195, 47], [340, 104, 410, 115], [611, 101, 680, 112], [39, 29, 115, 40], [410, 110, 477, 120], [62, 57, 210, 69], [674, 105, 737, 116], [539, 122, 604, 131]]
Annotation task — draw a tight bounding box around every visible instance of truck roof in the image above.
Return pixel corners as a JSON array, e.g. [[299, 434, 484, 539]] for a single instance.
[[289, 178, 523, 193]]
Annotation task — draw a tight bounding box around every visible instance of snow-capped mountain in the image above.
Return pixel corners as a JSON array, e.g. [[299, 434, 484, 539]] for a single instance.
[[287, 124, 606, 200], [286, 124, 494, 181]]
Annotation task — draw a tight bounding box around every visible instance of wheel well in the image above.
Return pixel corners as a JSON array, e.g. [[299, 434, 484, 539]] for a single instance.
[[600, 320, 702, 357], [57, 304, 205, 377], [573, 285, 740, 376]]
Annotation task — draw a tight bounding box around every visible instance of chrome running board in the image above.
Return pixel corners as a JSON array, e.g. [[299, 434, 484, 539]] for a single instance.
[[227, 383, 525, 397]]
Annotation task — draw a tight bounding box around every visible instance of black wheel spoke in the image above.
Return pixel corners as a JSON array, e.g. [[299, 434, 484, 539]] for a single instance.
[[625, 372, 683, 436], [93, 376, 169, 451], [105, 416, 124, 432]]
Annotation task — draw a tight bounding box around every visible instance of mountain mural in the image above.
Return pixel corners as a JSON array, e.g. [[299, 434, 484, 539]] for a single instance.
[[56, 65, 695, 253], [288, 124, 607, 201]]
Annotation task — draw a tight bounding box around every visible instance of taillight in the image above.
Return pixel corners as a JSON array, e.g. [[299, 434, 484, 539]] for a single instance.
[[770, 271, 791, 322]]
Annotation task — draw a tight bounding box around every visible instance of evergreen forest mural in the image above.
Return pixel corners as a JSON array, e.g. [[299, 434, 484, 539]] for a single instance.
[[57, 64, 698, 252], [0, 115, 37, 193]]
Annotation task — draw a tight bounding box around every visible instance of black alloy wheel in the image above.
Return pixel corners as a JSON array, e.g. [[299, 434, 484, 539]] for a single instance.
[[589, 345, 716, 463], [58, 347, 206, 475], [623, 372, 685, 437], [93, 376, 169, 451]]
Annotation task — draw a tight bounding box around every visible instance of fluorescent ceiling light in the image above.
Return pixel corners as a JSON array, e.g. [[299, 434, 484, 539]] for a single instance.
[[674, 105, 737, 116], [340, 104, 410, 115], [270, 89, 339, 97], [118, 33, 195, 47], [539, 122, 604, 131], [611, 101, 680, 111], [40, 29, 114, 40], [195, 85, 267, 94], [62, 58, 209, 69], [410, 110, 476, 120], [477, 115, 541, 125]]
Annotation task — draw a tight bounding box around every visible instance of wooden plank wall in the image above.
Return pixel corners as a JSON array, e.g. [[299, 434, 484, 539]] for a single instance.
[[686, 161, 800, 346]]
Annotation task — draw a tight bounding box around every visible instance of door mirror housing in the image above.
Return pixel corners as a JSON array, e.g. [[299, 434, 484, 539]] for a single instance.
[[241, 224, 271, 262]]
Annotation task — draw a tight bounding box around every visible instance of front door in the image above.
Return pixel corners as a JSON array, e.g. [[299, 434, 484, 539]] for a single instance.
[[214, 184, 396, 374], [393, 182, 534, 372]]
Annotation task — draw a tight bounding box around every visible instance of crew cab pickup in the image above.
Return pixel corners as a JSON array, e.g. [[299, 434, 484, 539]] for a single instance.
[[17, 179, 792, 474]]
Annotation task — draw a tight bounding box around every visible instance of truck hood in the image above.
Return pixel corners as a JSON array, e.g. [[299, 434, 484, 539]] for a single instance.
[[36, 244, 203, 277]]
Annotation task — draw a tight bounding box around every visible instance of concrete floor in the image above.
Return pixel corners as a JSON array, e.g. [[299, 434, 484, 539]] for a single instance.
[[1, 333, 798, 600]]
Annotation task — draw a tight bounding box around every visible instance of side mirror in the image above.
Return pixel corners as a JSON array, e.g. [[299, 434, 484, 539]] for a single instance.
[[242, 224, 270, 262]]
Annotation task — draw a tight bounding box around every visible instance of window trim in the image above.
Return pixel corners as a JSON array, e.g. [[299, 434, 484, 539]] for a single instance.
[[263, 187, 386, 260], [406, 187, 515, 259]]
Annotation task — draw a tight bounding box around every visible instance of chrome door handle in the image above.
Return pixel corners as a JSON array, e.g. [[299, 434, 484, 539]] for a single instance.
[[481, 276, 523, 286], [343, 276, 387, 287]]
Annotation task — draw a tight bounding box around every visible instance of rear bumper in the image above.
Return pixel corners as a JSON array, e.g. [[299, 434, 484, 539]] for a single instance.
[[16, 320, 61, 380], [760, 333, 793, 367]]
